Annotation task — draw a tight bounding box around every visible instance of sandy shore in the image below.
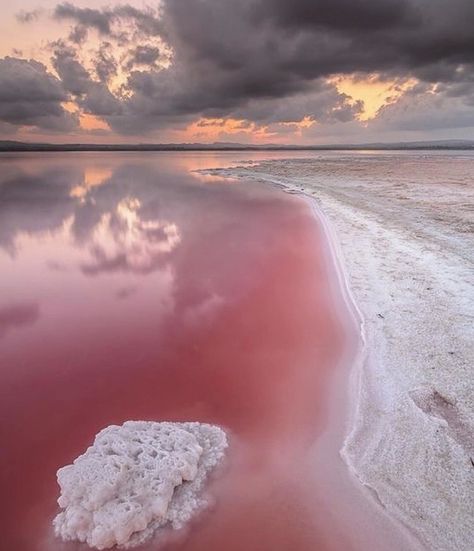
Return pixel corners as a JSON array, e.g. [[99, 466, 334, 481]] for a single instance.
[[205, 152, 474, 551]]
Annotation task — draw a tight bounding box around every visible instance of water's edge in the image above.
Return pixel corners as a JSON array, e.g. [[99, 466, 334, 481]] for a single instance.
[[200, 166, 424, 551]]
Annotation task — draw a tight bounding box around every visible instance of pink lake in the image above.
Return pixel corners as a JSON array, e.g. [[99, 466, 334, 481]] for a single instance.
[[0, 152, 406, 551]]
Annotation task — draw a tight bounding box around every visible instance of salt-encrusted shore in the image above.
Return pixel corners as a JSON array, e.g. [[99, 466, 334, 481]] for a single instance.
[[204, 153, 474, 551]]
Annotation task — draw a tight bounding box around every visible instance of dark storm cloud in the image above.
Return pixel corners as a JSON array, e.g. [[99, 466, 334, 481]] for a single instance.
[[124, 45, 163, 70], [53, 2, 164, 39], [161, 0, 474, 82], [257, 0, 419, 31], [7, 0, 474, 135], [372, 85, 474, 132], [51, 42, 122, 116], [93, 43, 118, 83], [112, 5, 164, 37], [51, 42, 90, 95], [96, 0, 473, 133], [229, 82, 364, 125], [82, 83, 123, 116], [0, 57, 78, 131], [54, 3, 113, 35]]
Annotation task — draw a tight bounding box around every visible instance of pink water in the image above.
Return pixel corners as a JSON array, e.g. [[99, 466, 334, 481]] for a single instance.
[[0, 152, 360, 551]]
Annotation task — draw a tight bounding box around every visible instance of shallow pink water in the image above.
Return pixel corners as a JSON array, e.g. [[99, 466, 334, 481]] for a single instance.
[[0, 153, 358, 551]]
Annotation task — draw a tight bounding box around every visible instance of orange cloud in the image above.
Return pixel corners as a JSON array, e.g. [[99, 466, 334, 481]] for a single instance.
[[182, 116, 316, 144], [79, 113, 110, 131], [331, 74, 417, 120]]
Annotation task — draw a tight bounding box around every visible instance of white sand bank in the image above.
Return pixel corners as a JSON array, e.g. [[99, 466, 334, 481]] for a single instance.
[[206, 152, 474, 551]]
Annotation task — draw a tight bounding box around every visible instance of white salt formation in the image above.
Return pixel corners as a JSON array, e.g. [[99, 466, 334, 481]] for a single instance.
[[53, 421, 228, 549]]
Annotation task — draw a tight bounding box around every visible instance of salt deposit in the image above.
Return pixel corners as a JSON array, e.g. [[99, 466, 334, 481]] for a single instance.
[[53, 421, 228, 549], [205, 152, 474, 551]]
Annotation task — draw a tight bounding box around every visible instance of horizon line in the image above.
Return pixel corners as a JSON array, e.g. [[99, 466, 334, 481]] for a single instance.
[[1, 138, 474, 152]]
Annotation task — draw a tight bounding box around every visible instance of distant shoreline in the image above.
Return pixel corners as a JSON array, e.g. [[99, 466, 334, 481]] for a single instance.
[[1, 140, 473, 153]]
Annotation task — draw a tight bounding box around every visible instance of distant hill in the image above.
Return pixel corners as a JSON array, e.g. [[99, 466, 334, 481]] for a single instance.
[[0, 139, 473, 152]]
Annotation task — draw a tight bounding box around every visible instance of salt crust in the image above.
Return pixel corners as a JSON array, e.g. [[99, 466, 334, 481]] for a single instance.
[[54, 421, 228, 549]]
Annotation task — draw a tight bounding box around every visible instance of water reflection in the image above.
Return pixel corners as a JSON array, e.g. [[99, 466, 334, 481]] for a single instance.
[[0, 155, 285, 336], [0, 302, 39, 339], [3, 155, 307, 345], [0, 153, 356, 551], [70, 166, 113, 200], [80, 197, 180, 275], [115, 285, 138, 300]]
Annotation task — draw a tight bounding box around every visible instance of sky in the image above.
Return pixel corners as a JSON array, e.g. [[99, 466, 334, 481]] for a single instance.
[[1, 0, 474, 144]]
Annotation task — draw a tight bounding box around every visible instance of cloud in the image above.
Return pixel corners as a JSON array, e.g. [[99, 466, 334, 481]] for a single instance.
[[51, 42, 122, 116], [159, 0, 474, 91], [373, 85, 474, 132], [51, 42, 91, 95], [94, 43, 118, 83], [124, 45, 164, 71], [54, 3, 114, 35], [6, 0, 474, 138], [16, 9, 43, 24], [0, 57, 78, 131], [229, 82, 363, 125], [69, 25, 88, 44], [254, 0, 419, 31], [54, 2, 164, 40], [101, 0, 474, 134], [250, 0, 474, 75]]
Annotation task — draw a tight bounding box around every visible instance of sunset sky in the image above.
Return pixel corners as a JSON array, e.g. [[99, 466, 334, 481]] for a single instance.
[[1, 0, 474, 144]]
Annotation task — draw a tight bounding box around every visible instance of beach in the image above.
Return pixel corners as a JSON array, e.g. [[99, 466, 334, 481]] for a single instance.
[[207, 151, 474, 551]]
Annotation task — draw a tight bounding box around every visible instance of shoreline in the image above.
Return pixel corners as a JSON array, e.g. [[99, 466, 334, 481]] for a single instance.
[[202, 166, 424, 550], [300, 192, 423, 551], [202, 152, 474, 551]]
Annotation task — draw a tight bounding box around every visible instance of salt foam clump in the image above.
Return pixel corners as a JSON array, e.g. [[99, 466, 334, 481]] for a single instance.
[[53, 421, 228, 549]]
